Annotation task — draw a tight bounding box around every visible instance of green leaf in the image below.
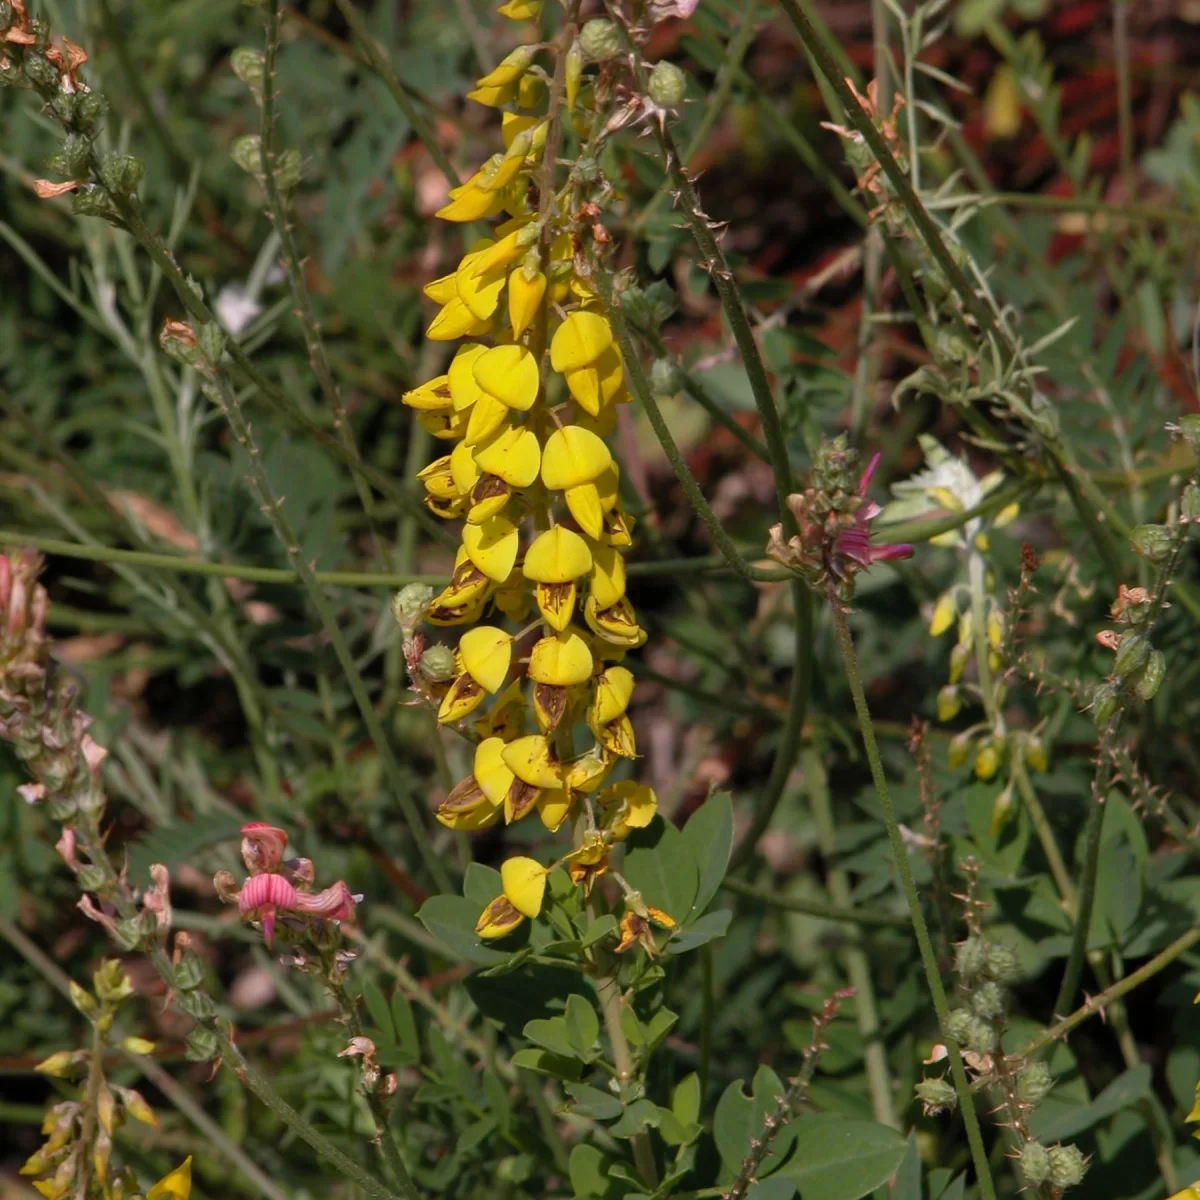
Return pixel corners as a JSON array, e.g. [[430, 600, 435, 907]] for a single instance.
[[891, 1134, 922, 1200], [523, 1015, 580, 1059], [775, 1115, 908, 1200], [464, 862, 504, 907], [361, 981, 395, 1048], [644, 1007, 678, 1051], [609, 1097, 661, 1138], [417, 895, 512, 966], [566, 1082, 624, 1121], [747, 1181, 796, 1200], [565, 994, 600, 1056], [390, 989, 419, 1065], [667, 908, 732, 955], [680, 790, 734, 922], [569, 1145, 621, 1199], [673, 1072, 701, 1127], [1029, 1063, 1151, 1143], [582, 913, 619, 948], [125, 812, 245, 886], [511, 1047, 583, 1081], [715, 1066, 795, 1177], [623, 815, 698, 924]]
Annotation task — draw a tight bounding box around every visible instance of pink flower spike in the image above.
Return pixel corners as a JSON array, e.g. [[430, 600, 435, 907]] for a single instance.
[[238, 872, 298, 947], [293, 880, 359, 922], [240, 822, 288, 875]]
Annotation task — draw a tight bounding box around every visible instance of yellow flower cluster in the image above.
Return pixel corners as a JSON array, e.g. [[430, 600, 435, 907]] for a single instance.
[[403, 2, 658, 938]]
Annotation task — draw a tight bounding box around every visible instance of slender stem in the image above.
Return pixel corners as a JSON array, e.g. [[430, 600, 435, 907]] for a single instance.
[[1051, 786, 1106, 1018], [1014, 926, 1200, 1065], [1113, 0, 1135, 201], [831, 600, 995, 1200], [203, 369, 453, 894], [700, 943, 714, 1099], [74, 1019, 106, 1200], [1011, 761, 1076, 913], [721, 876, 909, 927], [330, 0, 460, 188]]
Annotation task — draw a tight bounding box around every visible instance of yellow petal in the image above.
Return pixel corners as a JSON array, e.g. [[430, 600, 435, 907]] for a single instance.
[[436, 181, 508, 221], [427, 296, 483, 341], [465, 392, 511, 445], [517, 73, 545, 108], [436, 775, 501, 830], [509, 267, 547, 339], [502, 112, 538, 150], [550, 310, 613, 372], [589, 542, 627, 607], [994, 502, 1019, 528], [462, 516, 520, 582], [450, 439, 483, 495], [501, 856, 547, 918], [467, 476, 513, 524], [438, 673, 487, 724], [566, 482, 605, 539], [459, 626, 513, 693], [502, 734, 563, 788], [475, 677, 528, 742], [930, 591, 956, 637], [417, 455, 458, 501], [535, 581, 578, 631], [475, 736, 517, 805], [565, 345, 624, 415], [591, 665, 634, 726], [473, 424, 541, 487], [467, 80, 520, 108], [565, 746, 613, 792], [469, 225, 536, 277], [449, 343, 489, 411], [595, 713, 636, 758], [537, 788, 573, 832], [476, 894, 525, 938], [528, 630, 594, 686], [542, 425, 612, 490], [457, 247, 507, 321], [147, 1157, 193, 1200], [402, 373, 454, 411], [498, 0, 542, 19], [599, 780, 658, 837], [475, 45, 535, 90], [523, 525, 593, 583], [474, 344, 540, 410], [423, 273, 458, 305], [584, 595, 647, 648]]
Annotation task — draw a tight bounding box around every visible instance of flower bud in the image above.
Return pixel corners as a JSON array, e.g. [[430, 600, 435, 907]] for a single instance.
[[580, 18, 621, 61], [965, 1015, 997, 1055], [420, 643, 458, 683], [1046, 1143, 1088, 1189], [76, 864, 107, 893], [23, 51, 59, 89], [231, 46, 265, 96], [973, 740, 1001, 780], [948, 640, 971, 684], [1135, 649, 1165, 701], [35, 1050, 79, 1077], [75, 92, 108, 130], [57, 133, 91, 178], [98, 154, 145, 196], [649, 357, 682, 396], [1092, 681, 1119, 726], [122, 1036, 157, 1056], [929, 591, 956, 637], [1018, 1060, 1055, 1105], [177, 988, 216, 1020], [1023, 734, 1048, 773], [69, 980, 96, 1015], [565, 39, 583, 112], [173, 955, 205, 992], [647, 60, 687, 108], [955, 935, 989, 980], [72, 185, 117, 221], [914, 1077, 957, 1114], [392, 582, 433, 635], [1019, 1141, 1051, 1187], [946, 1007, 973, 1045], [936, 684, 961, 723], [185, 1027, 220, 1062], [984, 940, 1021, 983], [947, 730, 973, 770], [1130, 523, 1171, 563], [274, 147, 303, 191], [970, 980, 1005, 1021], [1113, 632, 1149, 676], [231, 134, 263, 175]]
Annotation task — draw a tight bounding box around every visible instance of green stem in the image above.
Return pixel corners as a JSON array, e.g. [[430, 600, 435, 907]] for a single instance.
[[830, 600, 995, 1200], [721, 876, 908, 927], [1051, 786, 1105, 1018]]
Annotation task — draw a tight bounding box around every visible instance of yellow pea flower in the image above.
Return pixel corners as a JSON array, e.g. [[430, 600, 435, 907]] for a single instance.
[[529, 630, 594, 687], [588, 542, 627, 607], [508, 261, 547, 339], [436, 774, 503, 830], [464, 392, 511, 445], [402, 373, 454, 411], [448, 343, 488, 410], [474, 45, 535, 90], [473, 344, 540, 411], [461, 513, 520, 582], [584, 596, 647, 649], [147, 1157, 193, 1200], [497, 0, 542, 20], [475, 736, 517, 805], [523, 525, 593, 630], [550, 310, 613, 372], [502, 734, 563, 789], [590, 665, 634, 726], [501, 856, 548, 917], [476, 894, 525, 938], [458, 625, 513, 693]]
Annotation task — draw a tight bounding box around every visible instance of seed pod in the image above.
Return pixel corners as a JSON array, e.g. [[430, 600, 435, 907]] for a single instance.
[[565, 39, 583, 112], [1018, 1060, 1055, 1105], [1130, 523, 1172, 562], [1046, 1144, 1088, 1189], [1092, 681, 1119, 726], [231, 46, 265, 96], [946, 1008, 974, 1045], [955, 936, 989, 980], [420, 644, 458, 683], [1113, 632, 1149, 676], [647, 60, 686, 108], [1020, 1141, 1051, 1187], [392, 583, 434, 634], [231, 135, 263, 175], [914, 1077, 957, 1114], [650, 357, 682, 396], [970, 980, 1005, 1021], [579, 18, 621, 61], [984, 941, 1021, 983], [1135, 650, 1166, 701], [98, 154, 145, 196]]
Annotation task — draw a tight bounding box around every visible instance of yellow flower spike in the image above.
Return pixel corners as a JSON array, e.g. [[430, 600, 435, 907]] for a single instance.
[[469, 224, 538, 278], [596, 713, 636, 758], [497, 0, 542, 19], [589, 542, 627, 607], [457, 249, 507, 321], [438, 671, 488, 725], [929, 591, 956, 637], [474, 424, 541, 488], [537, 788, 573, 832], [524, 524, 592, 629], [541, 425, 612, 489], [565, 482, 605, 539], [475, 678, 528, 742], [475, 45, 536, 90], [459, 626, 513, 693], [509, 264, 548, 340], [450, 439, 483, 496], [584, 595, 648, 649], [529, 630, 594, 686], [501, 856, 548, 918], [427, 295, 485, 341], [402, 373, 454, 411], [147, 1157, 193, 1200], [448, 343, 488, 411], [436, 178, 508, 222], [474, 737, 517, 805], [502, 734, 564, 789], [473, 344, 540, 411], [462, 514, 521, 583], [464, 392, 511, 445], [599, 780, 658, 839], [550, 310, 614, 372], [477, 894, 525, 939], [417, 455, 458, 503], [502, 112, 538, 150], [436, 775, 502, 830], [591, 665, 634, 727], [423, 273, 459, 305]]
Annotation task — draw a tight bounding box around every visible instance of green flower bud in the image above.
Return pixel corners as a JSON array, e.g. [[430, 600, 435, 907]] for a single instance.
[[1046, 1143, 1088, 1189], [231, 46, 265, 96], [98, 153, 145, 196], [1019, 1141, 1051, 1187], [23, 51, 59, 89], [392, 582, 433, 635], [69, 980, 97, 1015], [1130, 523, 1172, 563], [1183, 483, 1200, 523], [1113, 632, 1149, 676], [176, 988, 216, 1020], [185, 1027, 220, 1062], [965, 1015, 997, 1056], [49, 92, 78, 125], [76, 864, 107, 893], [946, 1007, 974, 1045], [1018, 1060, 1055, 1106], [955, 935, 989, 980], [647, 60, 687, 109], [173, 955, 205, 992], [197, 322, 225, 365], [936, 684, 962, 722], [1135, 649, 1166, 701], [1176, 414, 1200, 456], [94, 960, 134, 1004], [420, 644, 457, 683], [984, 941, 1021, 983], [947, 729, 973, 770], [579, 18, 622, 61], [970, 980, 1005, 1021], [75, 93, 108, 130], [1092, 681, 1119, 726], [274, 146, 302, 191], [914, 1077, 958, 1114], [650, 357, 682, 396], [231, 134, 263, 175], [59, 132, 91, 178]]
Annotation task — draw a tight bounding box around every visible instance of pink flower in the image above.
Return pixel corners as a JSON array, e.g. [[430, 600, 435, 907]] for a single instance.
[[832, 453, 914, 579], [293, 880, 360, 922], [238, 872, 298, 947], [240, 822, 288, 875]]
